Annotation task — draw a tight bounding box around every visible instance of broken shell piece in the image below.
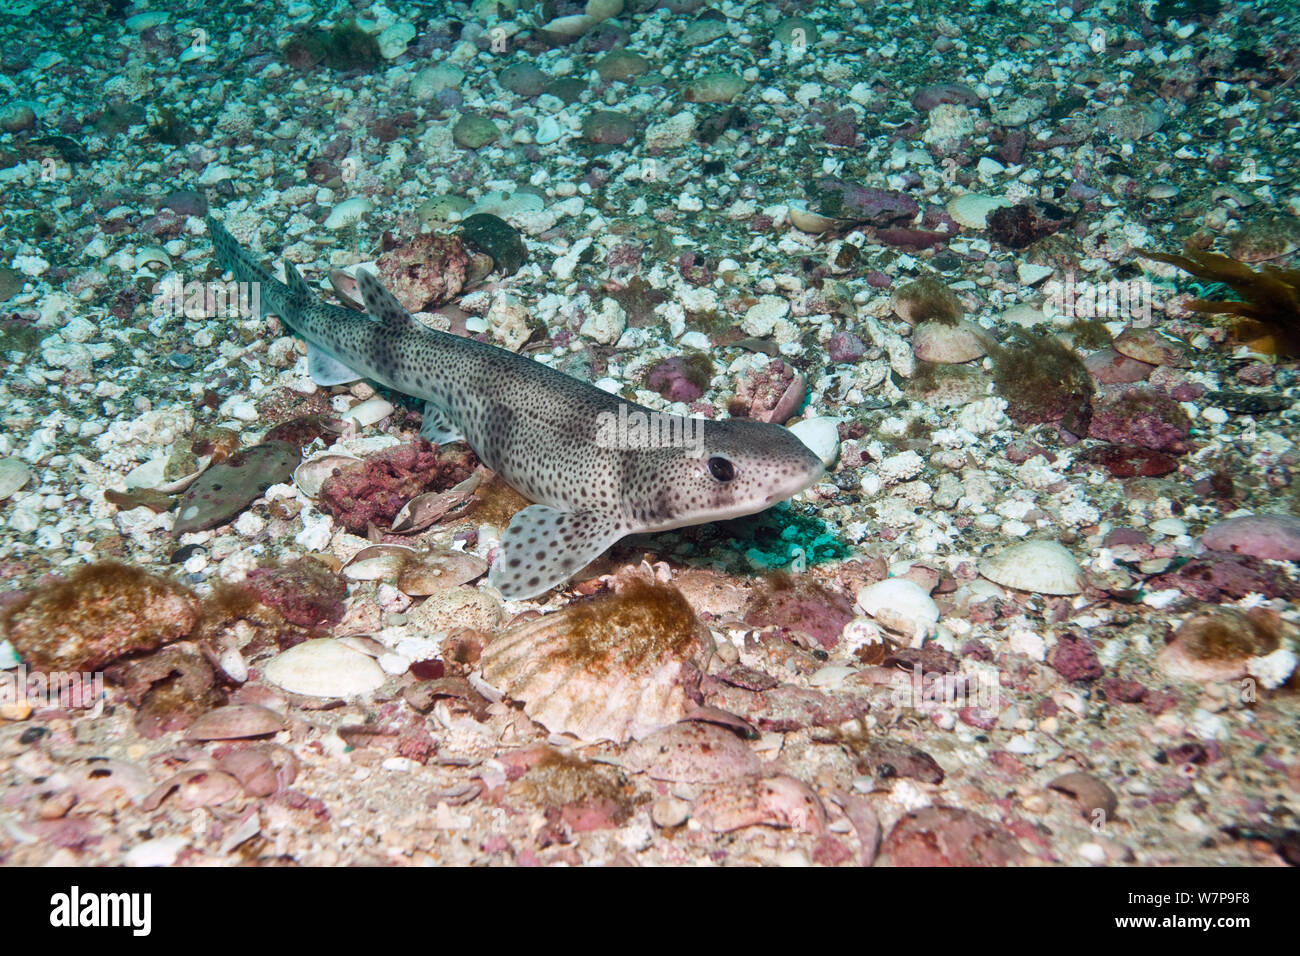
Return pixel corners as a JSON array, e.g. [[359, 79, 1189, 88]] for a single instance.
[[328, 269, 364, 310], [396, 549, 489, 595], [390, 467, 486, 533], [341, 543, 417, 581], [855, 578, 939, 643], [786, 198, 856, 234], [911, 320, 989, 364], [134, 244, 172, 269], [1113, 327, 1189, 367], [1157, 607, 1283, 683], [479, 578, 713, 743], [692, 775, 827, 835], [540, 13, 598, 36], [978, 540, 1084, 595], [292, 453, 361, 499], [342, 396, 396, 428]]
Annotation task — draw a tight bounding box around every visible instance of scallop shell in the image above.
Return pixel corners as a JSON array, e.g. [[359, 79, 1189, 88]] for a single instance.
[[0, 457, 32, 500], [479, 578, 713, 743], [977, 540, 1084, 595]]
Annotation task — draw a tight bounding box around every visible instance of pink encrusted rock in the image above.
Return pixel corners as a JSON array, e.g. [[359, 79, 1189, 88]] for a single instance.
[[376, 233, 471, 312], [1148, 553, 1300, 602], [1048, 632, 1103, 682], [1088, 388, 1192, 452], [318, 441, 477, 534], [878, 806, 1028, 866], [243, 558, 347, 629], [728, 359, 807, 424], [828, 330, 866, 364], [1200, 514, 1300, 562]]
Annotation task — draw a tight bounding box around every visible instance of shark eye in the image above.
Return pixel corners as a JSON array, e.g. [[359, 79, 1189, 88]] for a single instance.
[[708, 456, 736, 482]]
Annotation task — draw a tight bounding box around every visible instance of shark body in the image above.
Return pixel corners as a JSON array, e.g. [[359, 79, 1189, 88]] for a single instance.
[[207, 213, 825, 600]]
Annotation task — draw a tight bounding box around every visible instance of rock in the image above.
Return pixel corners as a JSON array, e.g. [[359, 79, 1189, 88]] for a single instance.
[[582, 110, 637, 146], [827, 330, 866, 363], [1085, 347, 1154, 384], [459, 213, 527, 275], [263, 639, 386, 697], [452, 113, 500, 149], [1088, 389, 1191, 452], [318, 441, 476, 535], [595, 49, 650, 82], [376, 233, 470, 311], [789, 416, 841, 467], [879, 806, 1027, 866], [1199, 514, 1300, 561], [911, 320, 988, 364], [323, 196, 373, 229], [243, 558, 347, 628], [1113, 327, 1189, 367], [499, 63, 548, 97], [1, 563, 199, 672], [682, 72, 747, 103], [978, 540, 1083, 595]]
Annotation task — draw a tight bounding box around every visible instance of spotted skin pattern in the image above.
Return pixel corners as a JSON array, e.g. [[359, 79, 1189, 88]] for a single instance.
[[208, 214, 826, 600]]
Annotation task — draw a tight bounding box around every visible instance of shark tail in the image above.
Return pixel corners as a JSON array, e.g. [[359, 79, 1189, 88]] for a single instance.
[[205, 214, 292, 321]]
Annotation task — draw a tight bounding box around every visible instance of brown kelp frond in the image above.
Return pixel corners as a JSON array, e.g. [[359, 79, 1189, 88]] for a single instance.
[[1139, 246, 1300, 355]]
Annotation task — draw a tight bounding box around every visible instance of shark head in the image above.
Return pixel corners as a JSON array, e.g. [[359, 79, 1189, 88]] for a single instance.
[[625, 416, 826, 533]]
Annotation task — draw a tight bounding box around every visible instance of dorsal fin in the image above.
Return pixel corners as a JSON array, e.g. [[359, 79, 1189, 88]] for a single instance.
[[283, 259, 315, 301], [356, 269, 419, 331]]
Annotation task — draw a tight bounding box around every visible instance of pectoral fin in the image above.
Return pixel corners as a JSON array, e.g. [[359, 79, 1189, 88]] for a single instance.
[[489, 505, 624, 600], [419, 400, 465, 445], [306, 342, 363, 386]]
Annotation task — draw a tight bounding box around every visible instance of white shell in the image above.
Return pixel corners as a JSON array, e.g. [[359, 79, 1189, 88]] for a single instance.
[[945, 192, 1011, 229], [263, 639, 386, 698], [541, 14, 597, 35], [342, 396, 396, 428], [855, 578, 939, 643], [292, 453, 360, 499], [978, 540, 1084, 595]]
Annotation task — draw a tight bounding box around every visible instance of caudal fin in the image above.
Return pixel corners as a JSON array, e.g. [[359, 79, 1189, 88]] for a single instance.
[[206, 214, 286, 320]]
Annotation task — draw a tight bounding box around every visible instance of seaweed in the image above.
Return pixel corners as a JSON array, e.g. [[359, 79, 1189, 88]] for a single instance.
[[1140, 245, 1300, 355], [989, 329, 1094, 435]]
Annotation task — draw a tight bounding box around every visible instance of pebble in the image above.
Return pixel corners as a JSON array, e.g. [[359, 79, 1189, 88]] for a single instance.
[[789, 416, 842, 467]]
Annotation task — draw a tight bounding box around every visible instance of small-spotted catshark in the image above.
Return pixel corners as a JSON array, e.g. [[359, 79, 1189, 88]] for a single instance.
[[207, 213, 824, 600]]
